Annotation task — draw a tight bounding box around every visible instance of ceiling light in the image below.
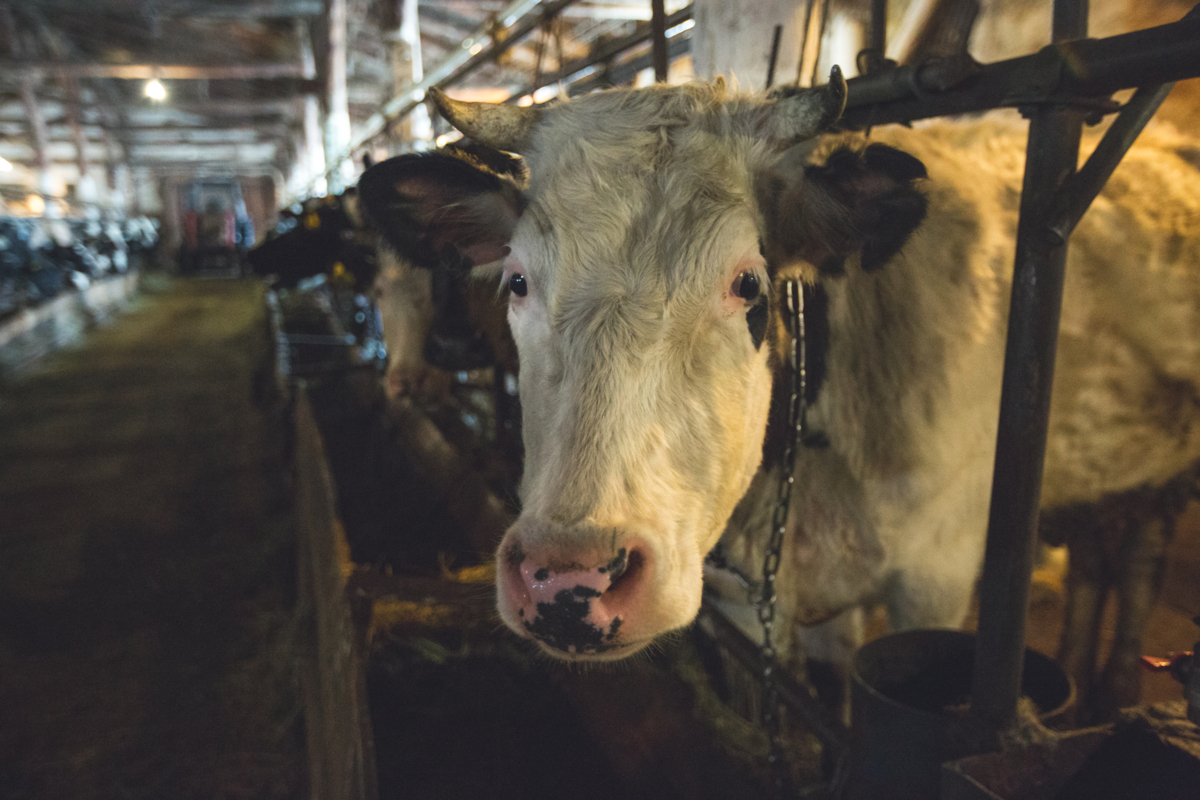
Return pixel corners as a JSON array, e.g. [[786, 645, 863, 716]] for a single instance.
[[0, 156, 12, 172], [145, 79, 167, 101]]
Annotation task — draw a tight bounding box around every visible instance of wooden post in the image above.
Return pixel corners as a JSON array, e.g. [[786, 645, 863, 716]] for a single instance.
[[18, 74, 52, 197], [383, 0, 431, 151], [62, 74, 96, 203], [324, 0, 353, 191], [295, 19, 326, 193]]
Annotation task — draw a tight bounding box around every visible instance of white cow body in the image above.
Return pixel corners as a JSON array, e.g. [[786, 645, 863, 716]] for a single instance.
[[712, 117, 1200, 712]]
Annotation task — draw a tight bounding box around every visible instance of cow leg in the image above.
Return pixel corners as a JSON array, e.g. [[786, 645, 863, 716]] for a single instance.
[[1057, 524, 1108, 721], [1093, 513, 1175, 721]]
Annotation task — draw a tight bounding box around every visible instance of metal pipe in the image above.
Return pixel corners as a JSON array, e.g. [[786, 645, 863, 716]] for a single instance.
[[969, 0, 1087, 731], [651, 0, 668, 82], [765, 24, 783, 90], [838, 3, 1200, 129], [1052, 0, 1088, 42], [505, 5, 693, 101], [870, 0, 888, 63], [698, 600, 849, 757], [563, 35, 691, 97], [1048, 81, 1174, 242]]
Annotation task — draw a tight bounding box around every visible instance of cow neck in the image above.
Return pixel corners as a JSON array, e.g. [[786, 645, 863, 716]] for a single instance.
[[702, 278, 830, 792], [762, 279, 829, 469]]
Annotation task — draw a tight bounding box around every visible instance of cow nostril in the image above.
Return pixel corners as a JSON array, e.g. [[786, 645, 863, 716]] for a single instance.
[[606, 548, 643, 596]]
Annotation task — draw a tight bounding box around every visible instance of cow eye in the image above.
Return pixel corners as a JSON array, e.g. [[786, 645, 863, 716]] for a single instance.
[[509, 273, 528, 297], [732, 272, 760, 301]]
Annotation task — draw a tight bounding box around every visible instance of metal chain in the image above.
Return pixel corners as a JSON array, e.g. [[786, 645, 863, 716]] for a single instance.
[[759, 278, 807, 796]]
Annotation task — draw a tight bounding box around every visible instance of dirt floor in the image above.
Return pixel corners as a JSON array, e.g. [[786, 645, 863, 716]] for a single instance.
[[0, 277, 304, 799], [1, 274, 1196, 800]]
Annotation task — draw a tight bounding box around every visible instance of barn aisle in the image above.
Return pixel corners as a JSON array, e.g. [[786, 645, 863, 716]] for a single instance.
[[0, 278, 304, 799]]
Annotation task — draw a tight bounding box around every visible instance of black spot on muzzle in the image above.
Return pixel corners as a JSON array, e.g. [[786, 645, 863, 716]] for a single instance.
[[523, 585, 623, 654]]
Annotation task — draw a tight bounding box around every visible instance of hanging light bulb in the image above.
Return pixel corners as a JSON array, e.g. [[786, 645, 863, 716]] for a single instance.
[[145, 78, 167, 101]]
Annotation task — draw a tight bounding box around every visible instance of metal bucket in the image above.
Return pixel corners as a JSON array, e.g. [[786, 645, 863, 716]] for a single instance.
[[843, 629, 1072, 800]]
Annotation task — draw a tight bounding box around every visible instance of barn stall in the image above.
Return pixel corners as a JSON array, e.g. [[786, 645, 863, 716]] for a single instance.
[[1, 1, 1199, 798]]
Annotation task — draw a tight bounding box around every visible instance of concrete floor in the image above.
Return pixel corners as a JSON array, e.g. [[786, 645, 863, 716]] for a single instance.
[[0, 278, 303, 799]]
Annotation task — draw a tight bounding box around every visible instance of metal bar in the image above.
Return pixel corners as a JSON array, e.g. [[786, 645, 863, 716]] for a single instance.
[[505, 5, 693, 101], [651, 0, 669, 82], [969, 0, 1088, 730], [564, 35, 691, 96], [870, 0, 888, 61], [765, 24, 783, 90], [698, 601, 849, 757], [838, 3, 1200, 129], [1052, 0, 1088, 42], [1048, 81, 1175, 242]]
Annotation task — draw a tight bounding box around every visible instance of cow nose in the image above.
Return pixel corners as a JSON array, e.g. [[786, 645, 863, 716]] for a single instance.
[[501, 541, 646, 656]]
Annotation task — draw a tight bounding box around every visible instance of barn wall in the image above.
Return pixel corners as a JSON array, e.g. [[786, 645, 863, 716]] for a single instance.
[[691, 0, 812, 89]]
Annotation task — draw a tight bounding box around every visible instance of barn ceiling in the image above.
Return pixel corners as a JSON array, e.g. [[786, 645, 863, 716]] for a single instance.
[[0, 0, 687, 197]]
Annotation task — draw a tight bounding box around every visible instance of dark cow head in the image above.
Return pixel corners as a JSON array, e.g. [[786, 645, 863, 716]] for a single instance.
[[359, 143, 528, 375]]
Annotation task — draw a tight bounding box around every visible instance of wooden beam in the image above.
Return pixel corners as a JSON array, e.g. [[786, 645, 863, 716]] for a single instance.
[[0, 61, 307, 79], [125, 142, 280, 163], [124, 126, 293, 145], [163, 98, 304, 117], [16, 0, 324, 18]]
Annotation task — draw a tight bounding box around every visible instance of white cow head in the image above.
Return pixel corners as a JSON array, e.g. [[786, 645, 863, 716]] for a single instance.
[[359, 75, 929, 660]]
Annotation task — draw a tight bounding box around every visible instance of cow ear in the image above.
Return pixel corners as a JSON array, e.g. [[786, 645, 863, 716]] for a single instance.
[[763, 142, 927, 275], [357, 151, 522, 270]]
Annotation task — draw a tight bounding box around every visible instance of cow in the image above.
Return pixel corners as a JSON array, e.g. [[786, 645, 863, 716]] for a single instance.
[[361, 143, 523, 401], [358, 77, 1200, 721]]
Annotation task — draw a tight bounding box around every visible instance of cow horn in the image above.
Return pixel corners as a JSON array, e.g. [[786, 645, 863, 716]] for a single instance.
[[768, 65, 848, 140], [428, 87, 542, 153]]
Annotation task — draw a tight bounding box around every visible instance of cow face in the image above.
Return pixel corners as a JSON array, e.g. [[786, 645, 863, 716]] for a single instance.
[[361, 144, 526, 399], [359, 77, 926, 660]]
